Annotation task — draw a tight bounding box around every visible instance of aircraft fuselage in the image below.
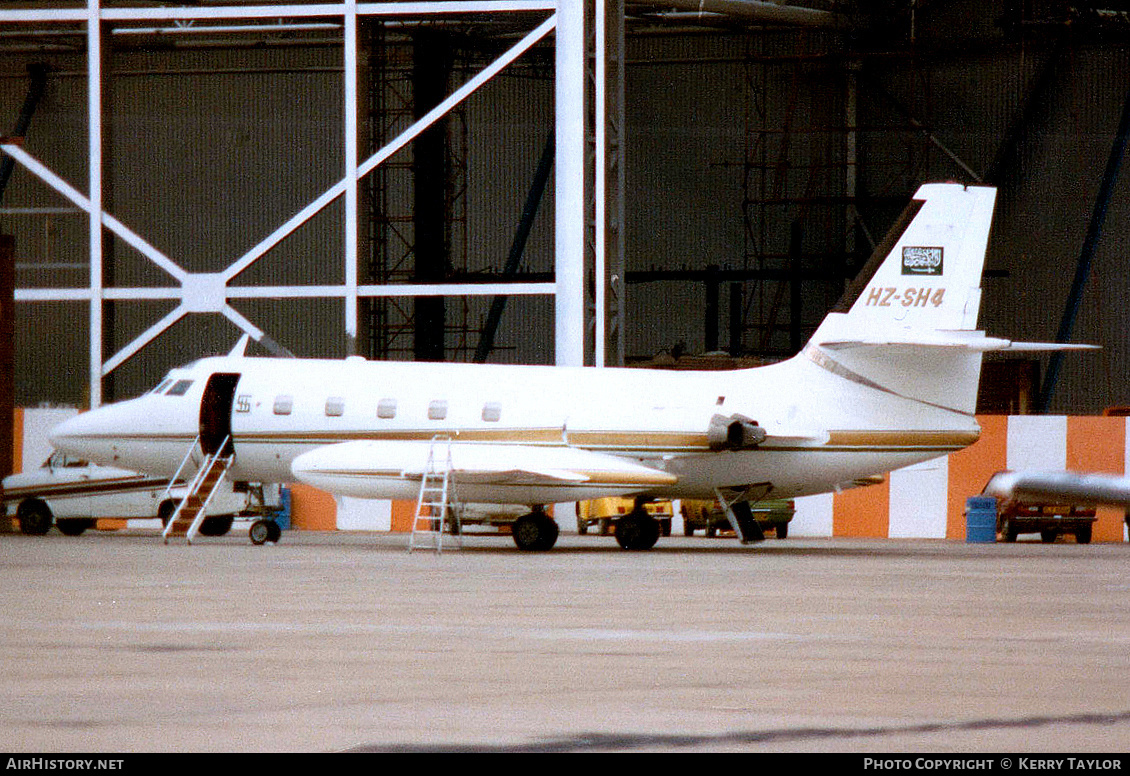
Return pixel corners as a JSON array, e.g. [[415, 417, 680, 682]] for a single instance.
[[53, 351, 979, 505]]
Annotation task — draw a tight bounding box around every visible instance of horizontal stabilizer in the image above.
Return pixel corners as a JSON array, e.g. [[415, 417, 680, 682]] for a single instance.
[[819, 334, 1099, 353], [990, 342, 1100, 352]]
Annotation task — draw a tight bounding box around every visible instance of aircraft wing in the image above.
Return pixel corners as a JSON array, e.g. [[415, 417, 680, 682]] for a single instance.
[[291, 439, 677, 503]]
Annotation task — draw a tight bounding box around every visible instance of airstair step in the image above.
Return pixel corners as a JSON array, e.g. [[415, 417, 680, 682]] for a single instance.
[[162, 438, 235, 545]]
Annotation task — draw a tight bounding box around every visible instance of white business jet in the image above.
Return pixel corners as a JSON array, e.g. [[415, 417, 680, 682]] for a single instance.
[[50, 183, 1088, 550]]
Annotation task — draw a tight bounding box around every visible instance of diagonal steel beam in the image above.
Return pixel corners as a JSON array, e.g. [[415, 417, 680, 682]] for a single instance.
[[222, 13, 557, 284], [0, 141, 187, 283], [4, 3, 569, 388], [100, 305, 187, 375]]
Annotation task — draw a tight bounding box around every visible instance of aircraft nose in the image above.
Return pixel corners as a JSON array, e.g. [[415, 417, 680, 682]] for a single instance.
[[49, 404, 127, 464], [49, 411, 95, 458]]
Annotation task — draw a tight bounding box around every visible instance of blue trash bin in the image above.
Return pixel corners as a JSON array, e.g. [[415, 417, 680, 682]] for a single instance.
[[965, 496, 998, 543], [274, 485, 291, 531]]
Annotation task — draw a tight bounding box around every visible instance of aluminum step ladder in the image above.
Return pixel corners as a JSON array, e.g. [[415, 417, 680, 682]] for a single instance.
[[162, 435, 235, 545], [408, 436, 462, 553]]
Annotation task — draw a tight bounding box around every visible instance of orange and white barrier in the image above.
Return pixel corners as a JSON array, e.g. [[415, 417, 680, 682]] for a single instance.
[[791, 415, 1129, 541], [12, 407, 78, 474]]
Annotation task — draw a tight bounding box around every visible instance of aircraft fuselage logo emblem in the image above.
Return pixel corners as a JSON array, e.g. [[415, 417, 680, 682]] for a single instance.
[[902, 246, 943, 276]]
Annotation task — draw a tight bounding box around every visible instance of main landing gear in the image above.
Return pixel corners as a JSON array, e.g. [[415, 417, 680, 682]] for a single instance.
[[509, 502, 664, 552], [512, 508, 559, 551], [614, 505, 662, 551]]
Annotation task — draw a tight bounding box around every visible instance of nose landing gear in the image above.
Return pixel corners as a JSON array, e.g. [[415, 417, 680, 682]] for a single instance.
[[249, 519, 282, 545]]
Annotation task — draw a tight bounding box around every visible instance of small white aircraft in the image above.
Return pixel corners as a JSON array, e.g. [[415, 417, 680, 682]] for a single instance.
[[49, 182, 1091, 550]]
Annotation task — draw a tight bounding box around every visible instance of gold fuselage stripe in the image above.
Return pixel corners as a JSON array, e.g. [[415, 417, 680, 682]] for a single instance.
[[74, 427, 979, 455]]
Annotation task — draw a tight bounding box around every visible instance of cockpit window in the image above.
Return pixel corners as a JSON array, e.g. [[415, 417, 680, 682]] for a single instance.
[[166, 379, 194, 396], [150, 379, 173, 395]]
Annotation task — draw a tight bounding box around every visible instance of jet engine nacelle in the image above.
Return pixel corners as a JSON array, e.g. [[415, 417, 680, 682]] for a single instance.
[[707, 413, 767, 451]]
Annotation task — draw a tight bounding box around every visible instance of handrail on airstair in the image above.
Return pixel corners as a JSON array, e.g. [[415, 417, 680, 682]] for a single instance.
[[162, 435, 234, 545], [158, 434, 203, 505]]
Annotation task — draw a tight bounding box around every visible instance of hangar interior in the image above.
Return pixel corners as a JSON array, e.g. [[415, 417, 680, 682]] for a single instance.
[[1, 0, 1129, 418]]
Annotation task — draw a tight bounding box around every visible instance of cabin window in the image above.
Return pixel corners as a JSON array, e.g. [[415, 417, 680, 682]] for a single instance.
[[273, 395, 293, 415], [428, 400, 448, 420], [325, 397, 345, 417], [482, 402, 502, 422], [377, 398, 397, 419], [166, 379, 194, 396]]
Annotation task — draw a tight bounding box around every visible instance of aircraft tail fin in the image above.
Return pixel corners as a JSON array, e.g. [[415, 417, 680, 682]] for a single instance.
[[817, 183, 997, 341], [803, 183, 1096, 415], [804, 183, 997, 415]]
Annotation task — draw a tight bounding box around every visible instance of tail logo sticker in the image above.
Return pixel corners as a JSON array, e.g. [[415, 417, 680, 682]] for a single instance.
[[902, 246, 943, 276]]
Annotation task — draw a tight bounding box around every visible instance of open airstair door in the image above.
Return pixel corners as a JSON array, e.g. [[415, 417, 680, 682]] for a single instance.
[[163, 372, 241, 544], [200, 373, 240, 456]]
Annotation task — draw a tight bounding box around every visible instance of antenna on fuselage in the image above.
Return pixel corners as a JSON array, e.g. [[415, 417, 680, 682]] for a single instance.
[[226, 332, 295, 359], [228, 334, 251, 358]]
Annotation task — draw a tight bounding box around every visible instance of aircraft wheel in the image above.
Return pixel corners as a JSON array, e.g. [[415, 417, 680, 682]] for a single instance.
[[1076, 524, 1093, 544], [445, 507, 462, 535], [1000, 518, 1018, 542], [17, 500, 52, 536], [1040, 529, 1058, 544], [249, 519, 280, 545], [512, 512, 557, 551], [56, 519, 93, 536], [775, 522, 789, 539], [198, 515, 234, 537], [158, 500, 180, 527], [539, 514, 558, 549], [614, 510, 660, 551]]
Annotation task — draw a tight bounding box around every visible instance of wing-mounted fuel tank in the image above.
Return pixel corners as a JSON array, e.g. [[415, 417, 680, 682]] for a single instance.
[[707, 413, 767, 451]]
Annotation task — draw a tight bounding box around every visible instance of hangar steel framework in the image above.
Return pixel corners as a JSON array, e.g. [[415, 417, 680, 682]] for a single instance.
[[0, 0, 617, 407]]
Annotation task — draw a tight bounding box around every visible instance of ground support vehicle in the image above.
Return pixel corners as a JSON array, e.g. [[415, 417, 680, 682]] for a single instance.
[[996, 501, 1096, 544], [3, 452, 277, 537], [441, 504, 559, 551], [978, 470, 1099, 544], [680, 498, 795, 538], [453, 503, 528, 533], [576, 497, 673, 537]]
